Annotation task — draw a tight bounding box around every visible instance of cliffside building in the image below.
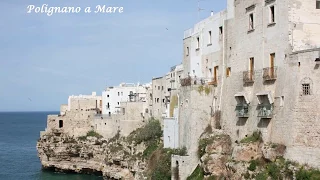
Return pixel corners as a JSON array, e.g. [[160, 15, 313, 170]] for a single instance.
[[171, 0, 320, 178]]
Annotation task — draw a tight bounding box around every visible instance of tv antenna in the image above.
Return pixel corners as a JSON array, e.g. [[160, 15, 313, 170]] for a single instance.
[[197, 0, 205, 20]]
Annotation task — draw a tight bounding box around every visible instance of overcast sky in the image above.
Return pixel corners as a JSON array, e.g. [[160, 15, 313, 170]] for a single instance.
[[0, 0, 226, 111]]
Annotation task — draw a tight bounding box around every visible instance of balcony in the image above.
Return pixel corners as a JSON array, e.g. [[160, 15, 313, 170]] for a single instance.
[[243, 70, 255, 83], [208, 78, 218, 86], [257, 104, 273, 118], [263, 67, 277, 81], [235, 104, 250, 118]]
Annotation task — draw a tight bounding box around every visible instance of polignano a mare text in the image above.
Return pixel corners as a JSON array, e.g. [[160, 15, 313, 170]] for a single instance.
[[27, 4, 124, 16]]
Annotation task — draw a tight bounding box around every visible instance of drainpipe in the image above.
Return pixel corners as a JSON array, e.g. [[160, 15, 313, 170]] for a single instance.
[[176, 93, 180, 148], [218, 18, 226, 112]]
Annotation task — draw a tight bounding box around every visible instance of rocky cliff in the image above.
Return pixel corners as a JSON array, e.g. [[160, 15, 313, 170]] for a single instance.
[[37, 120, 165, 179], [187, 128, 320, 180]]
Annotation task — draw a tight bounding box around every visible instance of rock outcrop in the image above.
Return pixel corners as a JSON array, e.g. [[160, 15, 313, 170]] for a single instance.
[[37, 130, 148, 179]]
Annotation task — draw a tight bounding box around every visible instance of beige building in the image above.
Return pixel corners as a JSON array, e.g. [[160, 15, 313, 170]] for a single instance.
[[44, 92, 102, 137]]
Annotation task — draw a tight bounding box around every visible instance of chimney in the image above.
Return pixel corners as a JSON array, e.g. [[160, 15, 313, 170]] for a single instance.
[[211, 11, 214, 16]]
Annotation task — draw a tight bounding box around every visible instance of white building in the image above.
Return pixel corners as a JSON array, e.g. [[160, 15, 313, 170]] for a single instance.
[[102, 83, 150, 115]]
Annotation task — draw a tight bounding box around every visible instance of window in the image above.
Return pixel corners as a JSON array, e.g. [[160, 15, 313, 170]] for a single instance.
[[157, 98, 159, 103], [107, 95, 109, 97], [208, 31, 212, 44], [118, 92, 120, 96], [117, 102, 120, 105], [209, 68, 212, 74], [121, 92, 123, 96], [219, 26, 223, 39], [158, 86, 160, 90], [196, 37, 200, 49], [280, 96, 284, 107], [163, 99, 165, 103], [59, 120, 63, 128], [249, 13, 254, 30], [270, 6, 275, 23], [193, 70, 195, 74], [226, 67, 231, 77], [162, 86, 164, 91], [214, 66, 218, 82], [302, 84, 311, 95], [186, 47, 189, 56], [317, 0, 320, 9], [249, 57, 254, 80]]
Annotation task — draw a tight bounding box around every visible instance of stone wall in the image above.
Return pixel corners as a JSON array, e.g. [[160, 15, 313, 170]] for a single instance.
[[93, 102, 147, 139], [46, 110, 96, 137]]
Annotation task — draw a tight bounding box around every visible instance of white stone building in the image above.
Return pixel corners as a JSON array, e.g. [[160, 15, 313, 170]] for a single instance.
[[102, 83, 150, 115]]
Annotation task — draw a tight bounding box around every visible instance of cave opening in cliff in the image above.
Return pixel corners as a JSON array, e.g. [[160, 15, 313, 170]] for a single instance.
[[59, 120, 63, 128]]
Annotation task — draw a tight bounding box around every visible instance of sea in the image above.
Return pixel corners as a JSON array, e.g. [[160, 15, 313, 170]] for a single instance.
[[0, 112, 103, 180]]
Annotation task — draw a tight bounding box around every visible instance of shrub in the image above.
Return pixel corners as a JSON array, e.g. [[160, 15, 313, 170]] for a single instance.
[[296, 167, 320, 180], [87, 130, 103, 138], [266, 162, 281, 179], [204, 86, 211, 95], [198, 85, 204, 94], [128, 119, 162, 145], [187, 165, 204, 180], [255, 172, 268, 180], [240, 131, 262, 144], [248, 160, 258, 171]]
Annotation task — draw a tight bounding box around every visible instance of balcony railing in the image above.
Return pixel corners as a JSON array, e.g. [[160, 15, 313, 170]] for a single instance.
[[263, 67, 277, 81], [180, 77, 205, 86], [235, 104, 250, 118], [243, 70, 255, 83], [257, 104, 273, 118]]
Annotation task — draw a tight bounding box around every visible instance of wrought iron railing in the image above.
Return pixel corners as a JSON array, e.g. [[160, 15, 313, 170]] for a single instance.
[[235, 104, 250, 117], [243, 70, 255, 83], [263, 67, 277, 81], [257, 104, 273, 118]]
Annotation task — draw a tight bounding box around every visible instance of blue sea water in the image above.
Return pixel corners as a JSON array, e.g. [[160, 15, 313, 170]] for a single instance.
[[0, 112, 103, 180]]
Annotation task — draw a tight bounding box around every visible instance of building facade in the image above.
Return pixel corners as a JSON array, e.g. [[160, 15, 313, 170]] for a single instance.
[[172, 0, 320, 177]]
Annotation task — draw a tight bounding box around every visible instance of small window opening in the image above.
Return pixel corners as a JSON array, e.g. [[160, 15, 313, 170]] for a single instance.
[[280, 96, 284, 107], [317, 0, 320, 9], [162, 86, 164, 91], [118, 92, 120, 96], [270, 6, 275, 23], [59, 120, 63, 128], [226, 67, 231, 77], [196, 37, 200, 49], [186, 47, 189, 56], [302, 84, 311, 95], [208, 31, 212, 44], [219, 26, 223, 40], [107, 95, 109, 97], [298, 62, 301, 67], [249, 13, 254, 30], [158, 86, 160, 90]]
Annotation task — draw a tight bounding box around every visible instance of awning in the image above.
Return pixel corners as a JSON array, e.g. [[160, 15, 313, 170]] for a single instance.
[[234, 92, 250, 104], [256, 91, 273, 104]]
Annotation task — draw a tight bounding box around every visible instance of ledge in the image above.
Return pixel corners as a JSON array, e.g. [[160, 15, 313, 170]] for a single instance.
[[207, 43, 212, 47], [267, 22, 276, 27], [195, 48, 200, 51], [247, 29, 255, 34]]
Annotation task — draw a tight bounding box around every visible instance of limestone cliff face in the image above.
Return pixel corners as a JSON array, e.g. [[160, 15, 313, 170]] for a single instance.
[[37, 130, 148, 180], [190, 130, 309, 180]]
